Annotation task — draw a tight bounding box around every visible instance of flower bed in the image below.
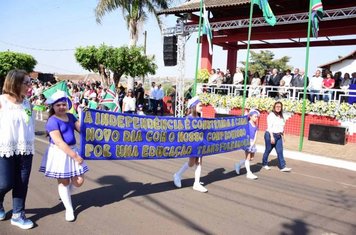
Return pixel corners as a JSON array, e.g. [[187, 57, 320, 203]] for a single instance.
[[199, 93, 356, 121], [199, 93, 356, 143]]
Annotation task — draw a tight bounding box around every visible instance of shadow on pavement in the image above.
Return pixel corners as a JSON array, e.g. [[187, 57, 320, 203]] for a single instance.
[[27, 175, 141, 224]]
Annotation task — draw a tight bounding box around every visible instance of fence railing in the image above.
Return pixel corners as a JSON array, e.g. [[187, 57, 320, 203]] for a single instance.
[[197, 83, 356, 103]]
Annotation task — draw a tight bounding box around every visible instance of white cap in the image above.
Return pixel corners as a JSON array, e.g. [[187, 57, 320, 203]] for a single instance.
[[45, 90, 72, 109], [249, 109, 260, 117], [187, 96, 201, 109], [89, 92, 97, 99]]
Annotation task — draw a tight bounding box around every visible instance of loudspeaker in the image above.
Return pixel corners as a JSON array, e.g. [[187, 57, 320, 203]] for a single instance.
[[163, 36, 177, 66], [215, 113, 237, 118], [308, 124, 347, 145]]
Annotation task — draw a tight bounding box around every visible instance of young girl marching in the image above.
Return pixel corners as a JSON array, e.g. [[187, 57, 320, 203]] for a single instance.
[[235, 109, 260, 180], [39, 90, 89, 222], [33, 94, 46, 121], [173, 96, 208, 193]]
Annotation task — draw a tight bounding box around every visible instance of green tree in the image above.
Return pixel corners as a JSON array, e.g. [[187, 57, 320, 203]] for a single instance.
[[0, 51, 37, 89], [95, 0, 170, 47], [241, 50, 292, 77], [75, 44, 157, 89], [197, 69, 210, 83]]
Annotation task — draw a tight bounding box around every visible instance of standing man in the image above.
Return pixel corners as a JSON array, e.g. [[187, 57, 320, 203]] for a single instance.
[[308, 69, 323, 102], [169, 85, 176, 115], [135, 83, 145, 107], [155, 84, 165, 116], [149, 82, 156, 113], [291, 68, 308, 99], [268, 68, 282, 98]]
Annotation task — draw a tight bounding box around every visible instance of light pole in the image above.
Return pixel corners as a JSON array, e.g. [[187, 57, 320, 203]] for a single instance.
[[143, 30, 147, 86], [143, 30, 147, 55]]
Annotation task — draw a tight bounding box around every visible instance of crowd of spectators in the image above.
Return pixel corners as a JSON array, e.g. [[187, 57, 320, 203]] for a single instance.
[[25, 78, 172, 118], [205, 67, 356, 103], [15, 65, 356, 121]]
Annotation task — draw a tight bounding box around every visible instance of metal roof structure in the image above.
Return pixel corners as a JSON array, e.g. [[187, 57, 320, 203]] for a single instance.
[[159, 0, 356, 49]]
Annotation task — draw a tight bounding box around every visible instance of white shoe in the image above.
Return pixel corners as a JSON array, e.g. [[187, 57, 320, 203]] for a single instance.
[[193, 183, 208, 193], [235, 163, 241, 175], [246, 173, 258, 180], [65, 210, 75, 222], [173, 173, 181, 188], [280, 167, 292, 172], [263, 165, 271, 170]]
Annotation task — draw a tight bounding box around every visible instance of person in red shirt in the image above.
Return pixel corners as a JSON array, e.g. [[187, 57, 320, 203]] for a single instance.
[[322, 72, 335, 102]]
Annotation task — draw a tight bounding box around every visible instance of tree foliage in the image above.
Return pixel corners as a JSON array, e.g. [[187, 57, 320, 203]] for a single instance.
[[95, 0, 170, 46], [197, 69, 210, 83], [0, 51, 37, 79], [75, 44, 157, 88], [241, 50, 292, 77]]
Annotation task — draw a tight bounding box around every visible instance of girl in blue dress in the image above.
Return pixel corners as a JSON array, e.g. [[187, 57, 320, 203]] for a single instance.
[[40, 90, 88, 222], [235, 109, 260, 180]]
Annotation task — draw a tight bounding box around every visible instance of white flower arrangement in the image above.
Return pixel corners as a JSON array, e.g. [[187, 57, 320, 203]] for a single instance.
[[199, 93, 356, 122]]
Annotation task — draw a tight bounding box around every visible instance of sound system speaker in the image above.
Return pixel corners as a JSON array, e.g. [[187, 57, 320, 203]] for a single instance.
[[215, 113, 236, 118], [308, 124, 347, 145], [163, 36, 177, 66]]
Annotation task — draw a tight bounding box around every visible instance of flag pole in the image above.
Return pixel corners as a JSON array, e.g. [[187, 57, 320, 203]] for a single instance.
[[299, 0, 313, 151], [192, 0, 204, 97], [242, 2, 255, 112]]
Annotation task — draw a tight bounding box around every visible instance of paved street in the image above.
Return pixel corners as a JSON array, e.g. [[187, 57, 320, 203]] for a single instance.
[[1, 120, 356, 235]]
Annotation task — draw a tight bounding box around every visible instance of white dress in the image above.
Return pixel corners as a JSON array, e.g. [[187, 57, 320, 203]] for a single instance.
[[0, 95, 35, 157], [39, 114, 88, 178]]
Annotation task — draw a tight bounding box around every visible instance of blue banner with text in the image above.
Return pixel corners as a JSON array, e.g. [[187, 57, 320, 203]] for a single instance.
[[80, 109, 250, 160]]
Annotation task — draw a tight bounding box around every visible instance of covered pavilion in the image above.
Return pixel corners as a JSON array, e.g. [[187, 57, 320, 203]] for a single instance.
[[159, 0, 356, 73]]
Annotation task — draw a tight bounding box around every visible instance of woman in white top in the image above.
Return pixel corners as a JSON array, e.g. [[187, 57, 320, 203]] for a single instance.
[[0, 70, 35, 229], [122, 89, 136, 114], [281, 69, 292, 87], [248, 72, 261, 97], [261, 101, 291, 172]]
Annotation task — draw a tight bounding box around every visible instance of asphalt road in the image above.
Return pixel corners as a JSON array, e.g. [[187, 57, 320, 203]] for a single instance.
[[1, 120, 356, 235]]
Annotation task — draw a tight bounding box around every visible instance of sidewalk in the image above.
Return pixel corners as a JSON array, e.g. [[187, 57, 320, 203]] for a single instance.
[[255, 131, 356, 171]]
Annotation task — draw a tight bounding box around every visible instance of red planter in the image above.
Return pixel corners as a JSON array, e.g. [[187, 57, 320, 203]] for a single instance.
[[201, 105, 356, 143]]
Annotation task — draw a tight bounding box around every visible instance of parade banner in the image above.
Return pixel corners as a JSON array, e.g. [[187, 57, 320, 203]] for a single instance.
[[80, 109, 250, 160]]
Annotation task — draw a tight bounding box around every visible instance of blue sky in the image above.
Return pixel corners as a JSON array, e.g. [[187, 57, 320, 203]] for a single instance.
[[0, 0, 355, 79]]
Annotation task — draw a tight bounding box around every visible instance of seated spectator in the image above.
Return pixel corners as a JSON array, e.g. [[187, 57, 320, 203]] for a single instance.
[[278, 80, 288, 99]]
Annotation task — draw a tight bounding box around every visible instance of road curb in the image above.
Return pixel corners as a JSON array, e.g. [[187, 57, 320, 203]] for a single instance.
[[256, 144, 356, 171]]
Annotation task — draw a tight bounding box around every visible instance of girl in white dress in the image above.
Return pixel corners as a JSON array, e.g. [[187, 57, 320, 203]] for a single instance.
[[173, 96, 208, 193]]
